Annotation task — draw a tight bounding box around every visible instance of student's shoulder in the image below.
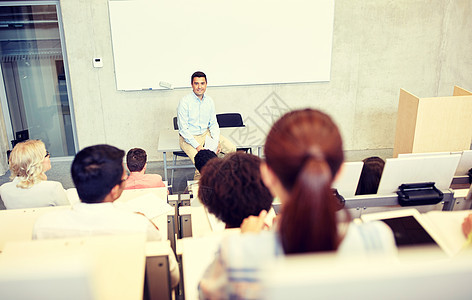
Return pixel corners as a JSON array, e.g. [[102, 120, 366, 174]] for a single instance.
[[35, 206, 72, 224], [220, 230, 281, 260], [351, 220, 393, 236], [39, 180, 64, 187], [112, 205, 151, 223], [146, 173, 163, 181], [339, 221, 397, 254], [0, 181, 14, 191]]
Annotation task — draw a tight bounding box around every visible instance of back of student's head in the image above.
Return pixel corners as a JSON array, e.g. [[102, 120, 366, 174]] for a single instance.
[[9, 139, 47, 188], [71, 144, 125, 204], [194, 149, 218, 173], [198, 152, 272, 228], [264, 109, 344, 254], [126, 148, 147, 172], [355, 156, 385, 195]]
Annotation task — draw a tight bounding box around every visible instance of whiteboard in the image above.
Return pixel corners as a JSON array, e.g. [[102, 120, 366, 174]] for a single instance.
[[108, 0, 335, 91]]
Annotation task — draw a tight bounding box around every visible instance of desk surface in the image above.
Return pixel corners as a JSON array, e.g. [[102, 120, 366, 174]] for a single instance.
[[178, 230, 240, 300], [1, 234, 147, 300], [158, 128, 264, 152], [0, 206, 71, 251]]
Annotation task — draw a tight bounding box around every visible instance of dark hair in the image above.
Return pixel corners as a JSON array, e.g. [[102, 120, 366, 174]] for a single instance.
[[355, 157, 385, 195], [71, 144, 125, 204], [191, 71, 207, 84], [194, 149, 218, 172], [265, 109, 344, 254], [198, 152, 273, 228], [126, 148, 147, 172]]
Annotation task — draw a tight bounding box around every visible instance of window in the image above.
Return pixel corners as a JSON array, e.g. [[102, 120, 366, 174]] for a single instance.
[[0, 2, 76, 157]]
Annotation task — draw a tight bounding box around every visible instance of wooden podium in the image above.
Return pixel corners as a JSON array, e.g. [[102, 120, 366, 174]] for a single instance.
[[393, 86, 472, 157]]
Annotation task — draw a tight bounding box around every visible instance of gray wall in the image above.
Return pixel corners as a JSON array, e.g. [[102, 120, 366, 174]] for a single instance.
[[59, 0, 472, 161]]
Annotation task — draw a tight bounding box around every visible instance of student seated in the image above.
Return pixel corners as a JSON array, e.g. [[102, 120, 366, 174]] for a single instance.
[[0, 140, 69, 209], [124, 148, 165, 190], [194, 149, 218, 174], [198, 152, 273, 228], [33, 144, 179, 286], [355, 156, 385, 195], [199, 109, 396, 299]]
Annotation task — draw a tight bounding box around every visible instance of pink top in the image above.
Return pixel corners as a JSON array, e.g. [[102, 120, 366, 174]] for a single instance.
[[124, 172, 165, 190]]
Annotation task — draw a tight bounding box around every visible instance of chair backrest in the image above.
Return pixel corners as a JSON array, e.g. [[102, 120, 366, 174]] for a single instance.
[[173, 117, 179, 130], [175, 113, 244, 129], [216, 113, 244, 128], [0, 206, 71, 251]]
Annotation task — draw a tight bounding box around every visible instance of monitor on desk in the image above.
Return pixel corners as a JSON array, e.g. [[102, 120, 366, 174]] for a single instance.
[[332, 162, 364, 198], [456, 150, 472, 176], [398, 150, 472, 176], [376, 155, 461, 195]]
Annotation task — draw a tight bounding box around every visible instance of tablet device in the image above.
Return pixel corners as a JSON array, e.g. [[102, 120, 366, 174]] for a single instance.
[[361, 209, 450, 256]]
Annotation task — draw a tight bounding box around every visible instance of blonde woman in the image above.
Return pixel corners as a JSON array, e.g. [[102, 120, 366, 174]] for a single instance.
[[0, 140, 70, 209]]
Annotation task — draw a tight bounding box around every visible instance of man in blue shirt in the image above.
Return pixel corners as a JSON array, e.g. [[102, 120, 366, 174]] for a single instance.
[[177, 71, 236, 178]]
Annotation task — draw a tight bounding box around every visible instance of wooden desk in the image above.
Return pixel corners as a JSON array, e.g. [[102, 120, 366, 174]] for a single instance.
[[0, 206, 71, 251], [0, 190, 174, 253], [145, 240, 179, 299], [178, 210, 472, 300], [0, 234, 147, 300], [157, 128, 264, 182], [178, 230, 240, 300]]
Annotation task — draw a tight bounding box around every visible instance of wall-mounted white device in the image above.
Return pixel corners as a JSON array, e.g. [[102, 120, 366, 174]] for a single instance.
[[93, 58, 103, 68]]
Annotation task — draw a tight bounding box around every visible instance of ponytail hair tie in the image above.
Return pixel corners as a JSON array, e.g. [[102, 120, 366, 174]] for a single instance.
[[306, 146, 324, 161], [302, 146, 332, 178]]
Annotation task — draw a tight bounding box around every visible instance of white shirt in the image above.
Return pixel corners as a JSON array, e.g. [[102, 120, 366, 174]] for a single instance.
[[177, 92, 220, 148], [33, 202, 180, 286], [0, 177, 70, 209], [33, 202, 161, 241]]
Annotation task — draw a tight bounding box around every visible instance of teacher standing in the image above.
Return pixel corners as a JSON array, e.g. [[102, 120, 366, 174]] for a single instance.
[[177, 71, 236, 179]]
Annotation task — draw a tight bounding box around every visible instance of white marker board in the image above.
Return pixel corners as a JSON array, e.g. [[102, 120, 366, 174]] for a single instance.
[[108, 0, 335, 91]]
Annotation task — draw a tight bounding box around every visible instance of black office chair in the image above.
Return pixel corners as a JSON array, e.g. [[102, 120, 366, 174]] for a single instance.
[[216, 113, 244, 128], [216, 113, 251, 154], [171, 117, 194, 186]]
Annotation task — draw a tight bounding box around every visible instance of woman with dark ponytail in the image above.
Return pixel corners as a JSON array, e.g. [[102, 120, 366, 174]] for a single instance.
[[199, 109, 396, 299]]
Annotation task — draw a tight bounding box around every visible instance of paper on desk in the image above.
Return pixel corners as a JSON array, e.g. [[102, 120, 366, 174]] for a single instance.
[[204, 135, 218, 153], [117, 193, 173, 219], [423, 210, 471, 256]]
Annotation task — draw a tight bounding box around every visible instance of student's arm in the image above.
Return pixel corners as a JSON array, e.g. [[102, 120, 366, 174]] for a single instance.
[[177, 99, 200, 149], [154, 174, 166, 188], [145, 219, 163, 242]]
